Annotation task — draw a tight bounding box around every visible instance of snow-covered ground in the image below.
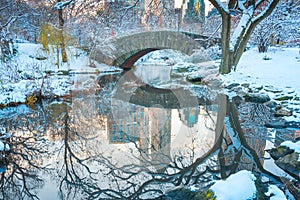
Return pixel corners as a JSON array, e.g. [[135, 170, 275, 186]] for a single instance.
[[231, 47, 300, 95], [0, 43, 121, 105], [222, 47, 300, 122]]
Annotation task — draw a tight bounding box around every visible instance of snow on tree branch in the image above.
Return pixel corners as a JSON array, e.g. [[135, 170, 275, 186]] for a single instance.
[[209, 0, 230, 14], [54, 0, 74, 10], [230, 5, 254, 50], [238, 0, 247, 11], [252, 0, 280, 24]]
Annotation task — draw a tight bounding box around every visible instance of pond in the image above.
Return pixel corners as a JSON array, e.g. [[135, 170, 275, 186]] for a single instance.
[[0, 63, 289, 199]]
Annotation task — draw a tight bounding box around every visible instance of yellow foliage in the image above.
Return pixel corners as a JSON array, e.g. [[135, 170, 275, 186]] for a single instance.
[[39, 24, 76, 50], [26, 96, 38, 105], [195, 1, 200, 14]]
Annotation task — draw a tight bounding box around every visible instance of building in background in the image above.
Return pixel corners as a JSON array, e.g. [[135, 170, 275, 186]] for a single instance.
[[175, 0, 205, 23]]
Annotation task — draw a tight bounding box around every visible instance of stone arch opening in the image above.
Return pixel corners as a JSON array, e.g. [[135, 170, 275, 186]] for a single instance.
[[116, 48, 159, 69]]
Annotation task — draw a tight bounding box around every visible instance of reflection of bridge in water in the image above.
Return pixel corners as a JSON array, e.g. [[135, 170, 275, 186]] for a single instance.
[[106, 100, 213, 169], [104, 70, 211, 109], [97, 71, 217, 169]]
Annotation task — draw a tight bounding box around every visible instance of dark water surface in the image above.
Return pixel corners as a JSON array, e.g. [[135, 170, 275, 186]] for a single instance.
[[0, 65, 286, 199]]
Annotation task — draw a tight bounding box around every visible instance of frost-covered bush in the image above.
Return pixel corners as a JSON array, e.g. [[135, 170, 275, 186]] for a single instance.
[[0, 61, 20, 84], [206, 45, 222, 60], [188, 48, 211, 63], [0, 34, 16, 62]]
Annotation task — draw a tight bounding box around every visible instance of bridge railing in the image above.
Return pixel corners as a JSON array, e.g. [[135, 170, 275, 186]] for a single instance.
[[103, 26, 208, 40]]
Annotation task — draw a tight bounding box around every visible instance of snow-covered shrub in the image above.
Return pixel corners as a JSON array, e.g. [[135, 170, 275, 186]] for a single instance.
[[188, 48, 211, 63], [0, 61, 20, 84], [206, 45, 221, 60], [0, 34, 16, 62]]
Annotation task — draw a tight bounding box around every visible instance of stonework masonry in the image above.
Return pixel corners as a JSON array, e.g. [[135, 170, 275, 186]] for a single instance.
[[90, 30, 220, 69]]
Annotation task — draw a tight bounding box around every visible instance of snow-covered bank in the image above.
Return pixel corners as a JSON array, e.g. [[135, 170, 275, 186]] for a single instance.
[[210, 170, 287, 200], [210, 170, 257, 200], [222, 47, 300, 122], [0, 43, 121, 105], [222, 47, 300, 95]]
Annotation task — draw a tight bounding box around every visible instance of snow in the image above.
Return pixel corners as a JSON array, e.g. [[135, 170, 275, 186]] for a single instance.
[[265, 185, 287, 200], [54, 0, 74, 10], [222, 47, 300, 91], [210, 170, 257, 200], [223, 47, 300, 94], [280, 140, 300, 153], [230, 6, 254, 51], [0, 141, 4, 151], [0, 43, 121, 105], [0, 141, 9, 151], [222, 47, 300, 122]]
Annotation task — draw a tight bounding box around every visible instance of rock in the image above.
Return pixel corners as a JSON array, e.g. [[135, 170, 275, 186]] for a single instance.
[[189, 49, 211, 63], [275, 96, 294, 101], [232, 87, 243, 93], [280, 177, 300, 200], [173, 64, 195, 73], [267, 146, 294, 160], [203, 76, 223, 89], [241, 83, 250, 88], [274, 108, 293, 117], [186, 74, 203, 83], [285, 121, 300, 128], [225, 83, 240, 90], [275, 152, 300, 179], [265, 119, 287, 129], [264, 101, 277, 109], [232, 95, 243, 106], [35, 56, 47, 60], [244, 93, 271, 103], [264, 85, 282, 93], [159, 187, 216, 200]]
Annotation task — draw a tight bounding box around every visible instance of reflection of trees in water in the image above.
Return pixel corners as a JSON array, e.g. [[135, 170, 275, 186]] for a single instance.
[[220, 97, 280, 182], [53, 95, 281, 199], [0, 95, 283, 199], [0, 105, 51, 200]]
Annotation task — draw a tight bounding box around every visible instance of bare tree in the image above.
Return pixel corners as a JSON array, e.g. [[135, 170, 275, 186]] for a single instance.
[[250, 0, 300, 52], [208, 0, 280, 74], [251, 17, 282, 52], [53, 0, 74, 63], [0, 106, 52, 200], [0, 1, 19, 61]]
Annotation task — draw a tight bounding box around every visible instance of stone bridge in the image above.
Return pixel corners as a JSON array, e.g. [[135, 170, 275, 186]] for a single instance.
[[90, 31, 220, 69]]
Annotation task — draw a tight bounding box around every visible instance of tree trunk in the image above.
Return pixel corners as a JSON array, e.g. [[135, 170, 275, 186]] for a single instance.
[[209, 0, 280, 75], [219, 13, 233, 74], [58, 1, 68, 63], [258, 44, 267, 53]]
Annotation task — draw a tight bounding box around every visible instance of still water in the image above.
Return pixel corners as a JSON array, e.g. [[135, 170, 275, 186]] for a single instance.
[[0, 64, 285, 199]]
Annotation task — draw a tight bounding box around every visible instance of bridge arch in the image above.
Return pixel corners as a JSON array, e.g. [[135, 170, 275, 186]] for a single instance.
[[90, 31, 215, 69]]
